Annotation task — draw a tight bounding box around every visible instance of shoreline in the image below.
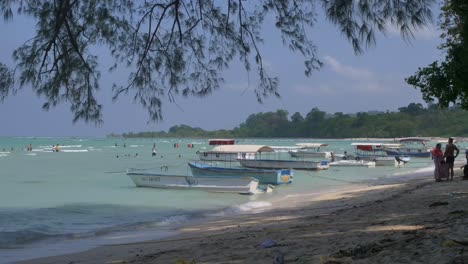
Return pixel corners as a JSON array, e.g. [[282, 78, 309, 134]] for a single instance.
[[16, 163, 468, 264]]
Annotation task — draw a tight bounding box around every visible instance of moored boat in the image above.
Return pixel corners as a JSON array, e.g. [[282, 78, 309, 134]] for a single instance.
[[288, 143, 331, 159], [383, 137, 431, 158], [188, 161, 293, 185], [197, 145, 274, 162], [127, 169, 259, 194], [238, 158, 329, 170], [351, 143, 410, 166]]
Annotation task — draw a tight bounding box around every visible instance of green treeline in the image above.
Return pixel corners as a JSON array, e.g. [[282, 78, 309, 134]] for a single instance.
[[115, 103, 468, 138]]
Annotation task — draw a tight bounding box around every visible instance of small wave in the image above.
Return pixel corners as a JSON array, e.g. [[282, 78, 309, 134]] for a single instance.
[[61, 149, 89, 153], [153, 215, 190, 226], [238, 201, 272, 211], [207, 201, 273, 217], [59, 145, 83, 148]]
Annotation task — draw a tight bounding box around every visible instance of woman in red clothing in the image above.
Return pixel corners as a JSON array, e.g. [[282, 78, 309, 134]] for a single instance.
[[430, 143, 446, 182]]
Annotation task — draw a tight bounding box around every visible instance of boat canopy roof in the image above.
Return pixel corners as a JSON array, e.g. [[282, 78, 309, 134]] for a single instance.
[[295, 143, 328, 148], [382, 143, 403, 148], [396, 137, 430, 142], [209, 145, 275, 153], [270, 146, 300, 151], [351, 143, 385, 146]]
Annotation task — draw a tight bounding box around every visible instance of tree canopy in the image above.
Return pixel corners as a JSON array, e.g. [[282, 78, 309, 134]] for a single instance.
[[406, 0, 468, 109], [0, 0, 434, 123], [118, 103, 468, 138]]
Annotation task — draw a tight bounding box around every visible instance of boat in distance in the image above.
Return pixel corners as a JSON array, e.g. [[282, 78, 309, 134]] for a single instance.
[[188, 161, 293, 185], [127, 169, 259, 194], [238, 158, 329, 170]]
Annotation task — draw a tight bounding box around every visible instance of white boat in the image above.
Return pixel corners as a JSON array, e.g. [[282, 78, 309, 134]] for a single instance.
[[127, 169, 259, 194], [288, 143, 331, 159], [329, 160, 376, 167], [383, 137, 431, 158], [239, 158, 329, 170], [351, 143, 410, 166], [188, 161, 293, 185], [197, 145, 274, 162]]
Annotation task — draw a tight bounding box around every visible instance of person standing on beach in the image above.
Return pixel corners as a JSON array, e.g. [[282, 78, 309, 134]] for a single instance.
[[444, 137, 459, 181], [430, 143, 445, 182]]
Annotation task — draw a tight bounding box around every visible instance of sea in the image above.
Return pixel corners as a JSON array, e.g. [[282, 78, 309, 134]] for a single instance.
[[0, 137, 444, 263]]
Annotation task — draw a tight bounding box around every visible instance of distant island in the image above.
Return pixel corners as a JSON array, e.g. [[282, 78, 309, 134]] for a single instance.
[[109, 103, 468, 139]]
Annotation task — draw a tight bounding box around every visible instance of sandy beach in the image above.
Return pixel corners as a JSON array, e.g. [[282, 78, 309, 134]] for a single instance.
[[17, 165, 468, 264]]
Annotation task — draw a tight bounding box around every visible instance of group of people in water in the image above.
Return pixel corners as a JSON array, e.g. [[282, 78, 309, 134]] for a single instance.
[[51, 144, 61, 152], [430, 137, 466, 182]]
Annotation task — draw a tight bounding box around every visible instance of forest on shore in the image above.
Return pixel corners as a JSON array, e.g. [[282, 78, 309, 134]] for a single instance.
[[111, 103, 468, 139]]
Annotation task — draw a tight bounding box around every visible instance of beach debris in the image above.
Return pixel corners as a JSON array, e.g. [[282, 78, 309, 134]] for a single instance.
[[330, 242, 383, 259], [259, 238, 277, 248], [429, 201, 449, 207], [441, 239, 461, 247], [175, 259, 196, 264], [320, 256, 350, 264], [273, 250, 284, 264]]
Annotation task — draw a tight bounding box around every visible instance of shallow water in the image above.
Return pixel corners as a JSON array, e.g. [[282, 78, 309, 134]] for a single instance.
[[0, 137, 439, 263]]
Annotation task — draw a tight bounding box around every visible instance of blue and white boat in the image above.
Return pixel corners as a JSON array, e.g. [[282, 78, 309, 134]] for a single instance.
[[197, 145, 275, 162], [352, 143, 410, 166], [188, 161, 293, 185], [382, 137, 431, 158], [238, 158, 329, 170], [127, 169, 260, 194]]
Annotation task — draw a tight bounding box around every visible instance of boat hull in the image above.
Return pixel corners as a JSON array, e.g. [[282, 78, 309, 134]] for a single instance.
[[329, 160, 376, 167], [239, 159, 329, 170], [289, 151, 331, 159], [383, 149, 430, 158], [127, 171, 258, 194], [188, 161, 293, 185]]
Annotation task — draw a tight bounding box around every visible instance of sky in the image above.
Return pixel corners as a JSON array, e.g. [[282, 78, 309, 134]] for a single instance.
[[0, 5, 443, 137]]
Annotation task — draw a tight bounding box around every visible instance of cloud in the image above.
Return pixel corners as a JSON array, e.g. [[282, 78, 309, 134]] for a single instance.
[[293, 56, 409, 96], [323, 56, 374, 80]]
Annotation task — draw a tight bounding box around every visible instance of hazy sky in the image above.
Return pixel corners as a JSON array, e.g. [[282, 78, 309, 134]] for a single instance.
[[0, 7, 442, 137]]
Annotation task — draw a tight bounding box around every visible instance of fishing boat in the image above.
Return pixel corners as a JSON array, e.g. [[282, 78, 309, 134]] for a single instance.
[[382, 137, 431, 158], [188, 160, 293, 185], [238, 158, 329, 170], [127, 169, 260, 194], [197, 145, 274, 162], [351, 143, 410, 166], [288, 143, 332, 159]]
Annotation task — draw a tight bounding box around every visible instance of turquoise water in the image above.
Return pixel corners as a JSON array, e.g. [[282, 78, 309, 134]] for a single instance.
[[0, 137, 438, 263]]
